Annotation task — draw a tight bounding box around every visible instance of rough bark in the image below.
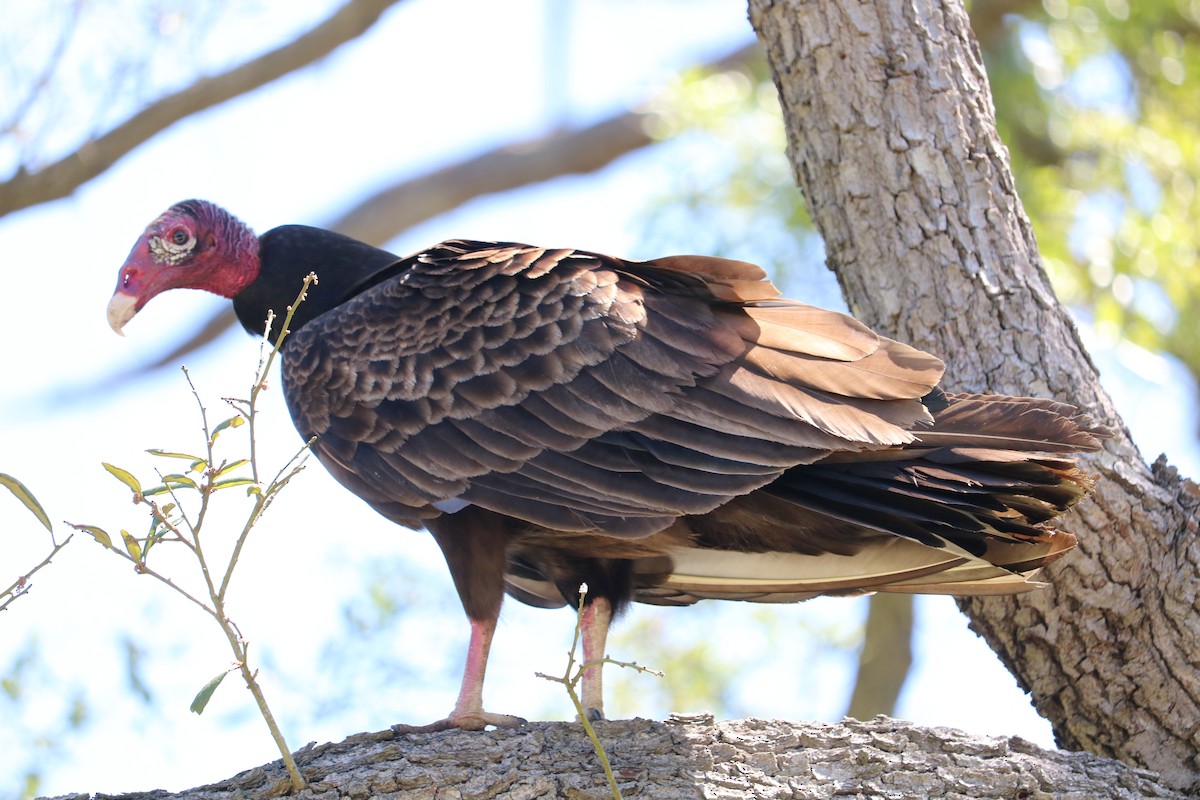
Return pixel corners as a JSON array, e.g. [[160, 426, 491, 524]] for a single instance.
[[41, 716, 1179, 800], [748, 0, 1200, 792]]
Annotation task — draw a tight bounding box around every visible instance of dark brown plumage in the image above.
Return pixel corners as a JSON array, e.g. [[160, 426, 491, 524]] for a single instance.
[[109, 200, 1104, 730]]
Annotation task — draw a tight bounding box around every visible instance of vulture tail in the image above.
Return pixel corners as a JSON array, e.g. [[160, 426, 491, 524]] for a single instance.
[[641, 393, 1106, 605]]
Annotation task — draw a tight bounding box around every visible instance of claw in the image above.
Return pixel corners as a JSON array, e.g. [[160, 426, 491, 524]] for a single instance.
[[392, 711, 526, 734]]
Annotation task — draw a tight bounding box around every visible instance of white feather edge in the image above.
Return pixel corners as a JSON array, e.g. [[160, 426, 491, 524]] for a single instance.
[[657, 539, 1043, 596], [500, 538, 1052, 608]]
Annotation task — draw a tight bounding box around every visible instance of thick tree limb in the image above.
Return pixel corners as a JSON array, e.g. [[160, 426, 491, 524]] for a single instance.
[[39, 716, 1178, 799], [748, 0, 1200, 791], [326, 113, 655, 245], [0, 0, 407, 218], [326, 40, 758, 244]]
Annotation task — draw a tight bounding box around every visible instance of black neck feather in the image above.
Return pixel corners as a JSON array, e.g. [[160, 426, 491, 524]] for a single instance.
[[232, 225, 404, 338]]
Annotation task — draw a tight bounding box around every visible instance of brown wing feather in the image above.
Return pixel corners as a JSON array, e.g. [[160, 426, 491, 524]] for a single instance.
[[728, 303, 882, 360], [646, 254, 782, 302]]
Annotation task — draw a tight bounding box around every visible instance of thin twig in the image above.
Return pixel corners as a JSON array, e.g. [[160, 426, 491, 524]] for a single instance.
[[1, 0, 85, 138], [217, 274, 315, 604], [71, 278, 321, 793], [0, 534, 74, 613], [0, 0, 407, 216], [180, 365, 228, 606], [535, 584, 661, 800], [76, 529, 219, 621]]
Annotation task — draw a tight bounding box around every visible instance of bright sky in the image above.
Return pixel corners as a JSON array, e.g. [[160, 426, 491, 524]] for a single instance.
[[1, 2, 1197, 797]]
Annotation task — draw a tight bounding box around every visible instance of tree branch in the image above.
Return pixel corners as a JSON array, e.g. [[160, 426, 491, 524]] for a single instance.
[[326, 41, 758, 245], [326, 113, 654, 245], [0, 0, 407, 218], [46, 717, 1178, 799]]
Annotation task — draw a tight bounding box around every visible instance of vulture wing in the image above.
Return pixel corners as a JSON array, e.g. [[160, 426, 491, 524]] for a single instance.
[[281, 241, 946, 539]]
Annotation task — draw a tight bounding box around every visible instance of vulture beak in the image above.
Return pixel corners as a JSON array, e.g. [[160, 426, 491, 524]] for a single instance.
[[106, 292, 137, 336], [108, 233, 167, 336]]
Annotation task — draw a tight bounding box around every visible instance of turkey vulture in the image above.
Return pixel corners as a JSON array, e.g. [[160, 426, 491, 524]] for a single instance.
[[108, 199, 1103, 731]]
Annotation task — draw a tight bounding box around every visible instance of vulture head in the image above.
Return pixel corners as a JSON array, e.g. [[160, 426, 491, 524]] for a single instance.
[[108, 200, 259, 335]]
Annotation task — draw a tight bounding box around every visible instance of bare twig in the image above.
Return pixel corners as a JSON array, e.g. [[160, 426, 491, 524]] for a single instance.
[[536, 584, 663, 800], [1, 0, 85, 141], [0, 534, 73, 613], [217, 273, 316, 604], [0, 0, 408, 216]]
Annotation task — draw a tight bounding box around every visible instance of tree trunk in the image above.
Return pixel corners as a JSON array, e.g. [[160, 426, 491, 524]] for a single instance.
[[845, 594, 913, 720], [41, 717, 1179, 800], [748, 0, 1200, 792]]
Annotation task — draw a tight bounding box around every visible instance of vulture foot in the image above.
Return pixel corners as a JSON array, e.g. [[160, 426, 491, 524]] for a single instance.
[[391, 710, 527, 734], [581, 706, 604, 723]]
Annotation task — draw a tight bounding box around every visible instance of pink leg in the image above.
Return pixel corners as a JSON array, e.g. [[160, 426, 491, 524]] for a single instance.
[[392, 616, 526, 733], [580, 596, 612, 721]]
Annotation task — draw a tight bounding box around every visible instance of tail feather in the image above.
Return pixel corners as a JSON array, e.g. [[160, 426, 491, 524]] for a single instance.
[[637, 393, 1103, 603], [913, 392, 1107, 453], [499, 388, 1106, 608]]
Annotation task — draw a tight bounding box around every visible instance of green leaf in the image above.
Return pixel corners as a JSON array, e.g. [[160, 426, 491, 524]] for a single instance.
[[163, 474, 200, 490], [69, 524, 113, 549], [0, 473, 52, 532], [146, 449, 205, 463], [120, 530, 142, 562], [142, 525, 158, 561], [145, 508, 173, 546], [210, 416, 245, 440], [216, 459, 249, 477], [143, 474, 201, 497], [102, 463, 142, 495], [190, 670, 230, 714], [212, 477, 256, 491]]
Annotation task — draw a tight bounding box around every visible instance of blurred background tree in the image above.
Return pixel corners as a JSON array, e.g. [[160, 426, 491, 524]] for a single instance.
[[0, 1, 1195, 798]]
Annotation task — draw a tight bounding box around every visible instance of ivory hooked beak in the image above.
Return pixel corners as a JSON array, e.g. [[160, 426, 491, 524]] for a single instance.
[[106, 292, 138, 336]]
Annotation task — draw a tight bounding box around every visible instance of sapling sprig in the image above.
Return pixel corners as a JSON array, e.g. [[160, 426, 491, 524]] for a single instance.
[[66, 274, 318, 793]]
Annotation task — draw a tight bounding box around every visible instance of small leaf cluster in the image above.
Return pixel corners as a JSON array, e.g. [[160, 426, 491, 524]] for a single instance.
[[70, 419, 256, 570]]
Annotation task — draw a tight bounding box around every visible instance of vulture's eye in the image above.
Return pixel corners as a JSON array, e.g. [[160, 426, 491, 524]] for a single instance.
[[148, 225, 196, 264]]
